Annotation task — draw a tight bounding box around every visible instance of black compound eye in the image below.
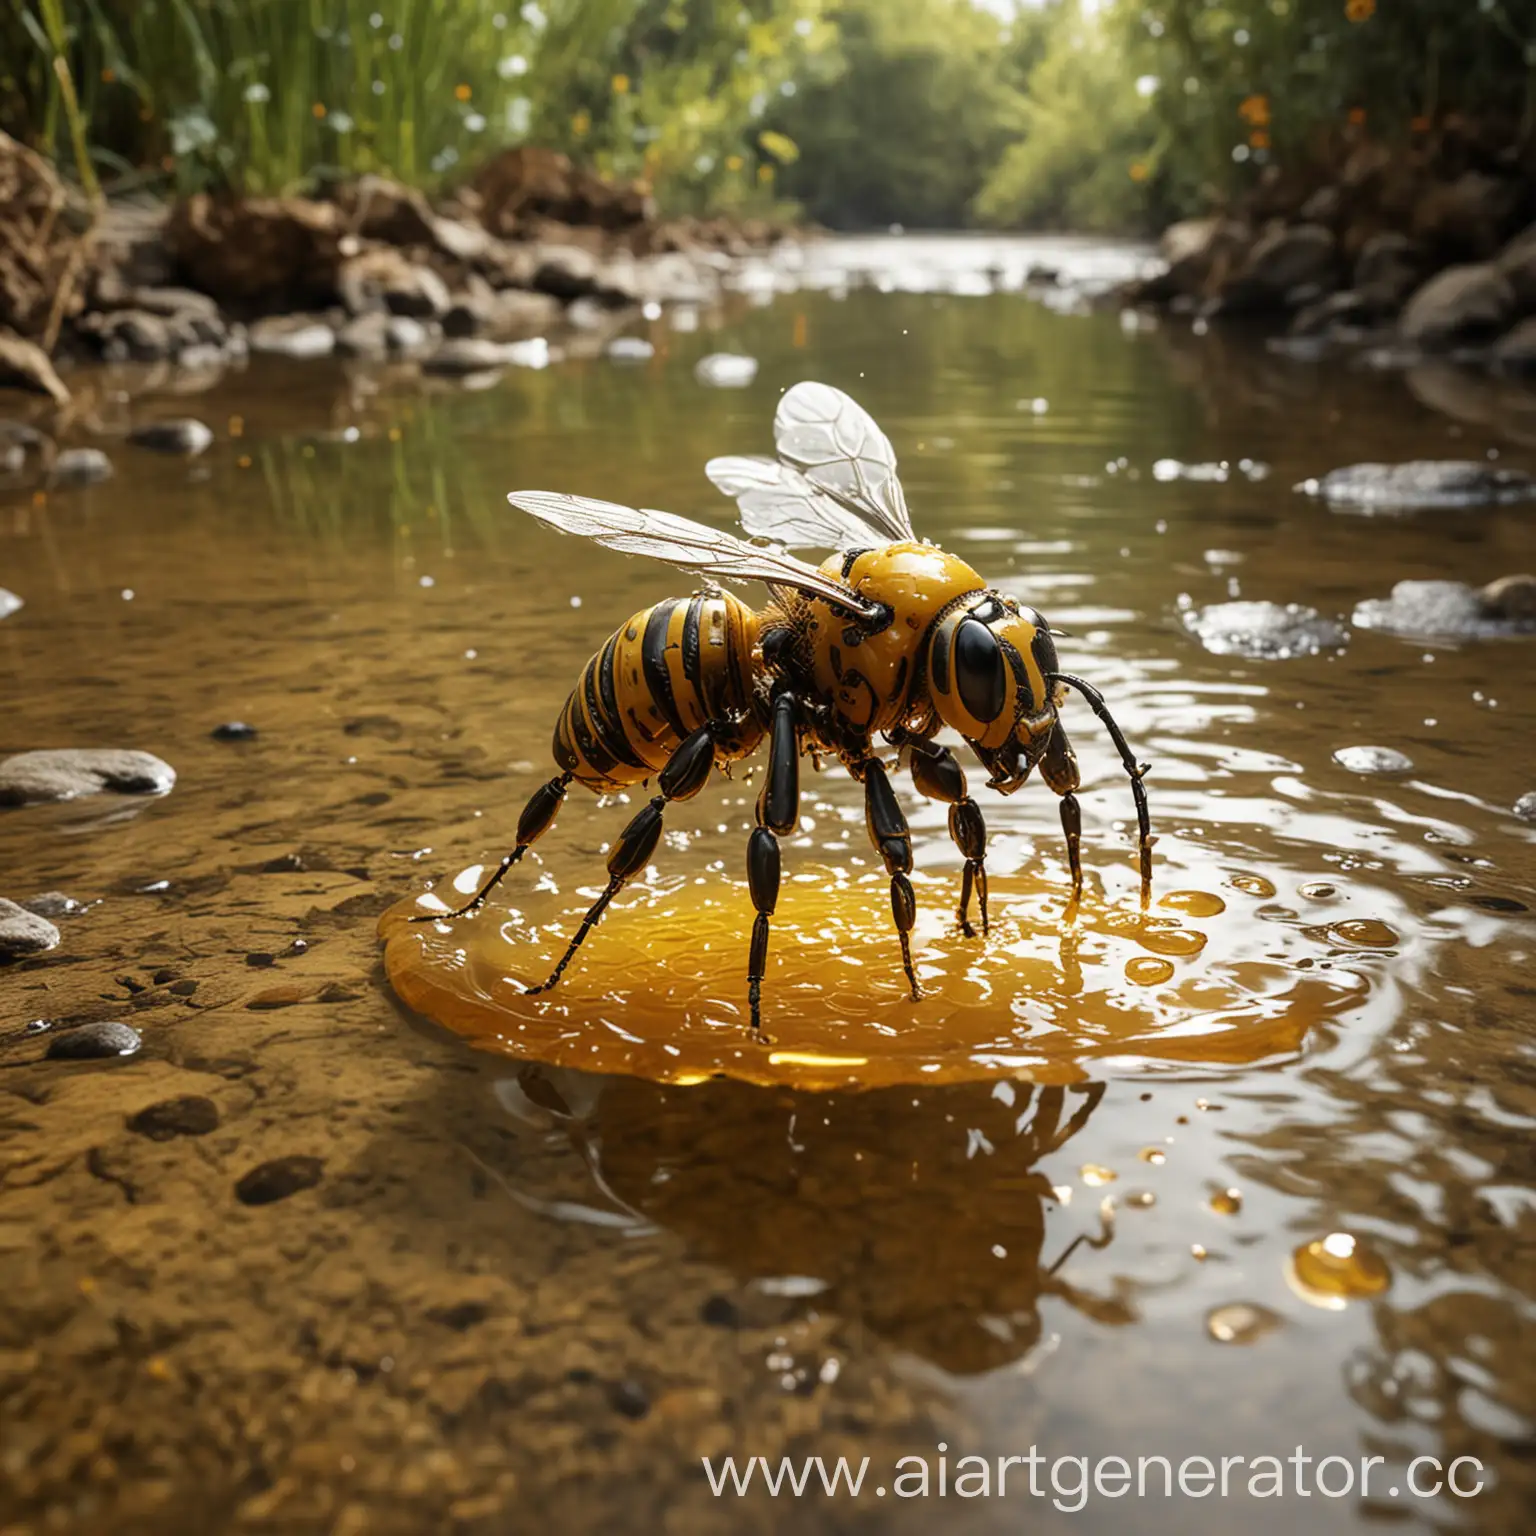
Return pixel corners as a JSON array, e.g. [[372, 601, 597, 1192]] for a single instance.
[[954, 619, 1006, 724], [1030, 617, 1059, 677]]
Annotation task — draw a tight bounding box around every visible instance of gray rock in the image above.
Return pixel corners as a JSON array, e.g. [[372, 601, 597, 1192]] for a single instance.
[[384, 315, 432, 354], [129, 1095, 220, 1139], [0, 898, 60, 960], [1489, 317, 1536, 377], [606, 336, 655, 363], [22, 891, 82, 918], [0, 419, 53, 486], [529, 244, 604, 302], [1289, 290, 1373, 340], [442, 288, 560, 341], [248, 315, 336, 359], [385, 264, 451, 320], [1400, 264, 1515, 348], [211, 721, 259, 741], [338, 248, 452, 319], [0, 748, 177, 806], [1495, 223, 1536, 310], [49, 447, 114, 487], [1352, 579, 1536, 639], [235, 1155, 324, 1205], [1183, 600, 1347, 660], [129, 419, 213, 456], [335, 310, 390, 358], [1217, 223, 1339, 313], [1298, 460, 1536, 513], [78, 306, 228, 362], [694, 353, 759, 389], [423, 337, 508, 377], [1333, 745, 1414, 775], [46, 1021, 142, 1059], [0, 588, 20, 621], [1514, 791, 1536, 823], [126, 286, 221, 322], [1354, 233, 1425, 312], [0, 328, 69, 403]]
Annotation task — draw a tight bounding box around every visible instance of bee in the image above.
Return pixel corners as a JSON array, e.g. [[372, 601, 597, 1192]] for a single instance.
[[416, 382, 1152, 1033]]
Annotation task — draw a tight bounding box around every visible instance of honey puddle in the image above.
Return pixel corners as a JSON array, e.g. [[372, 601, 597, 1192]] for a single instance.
[[380, 863, 1396, 1089]]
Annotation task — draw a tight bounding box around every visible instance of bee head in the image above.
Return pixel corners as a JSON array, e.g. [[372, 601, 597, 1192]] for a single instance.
[[925, 591, 1061, 786]]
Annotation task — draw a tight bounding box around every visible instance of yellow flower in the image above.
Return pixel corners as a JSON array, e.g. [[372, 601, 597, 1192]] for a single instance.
[[1345, 0, 1374, 20], [572, 109, 591, 137], [454, 83, 472, 102], [612, 73, 630, 95], [757, 163, 774, 184], [725, 154, 743, 173], [1238, 94, 1270, 127], [1129, 160, 1150, 182]]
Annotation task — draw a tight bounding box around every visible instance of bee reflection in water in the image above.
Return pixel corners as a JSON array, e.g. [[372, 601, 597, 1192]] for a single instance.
[[505, 1069, 1132, 1377]]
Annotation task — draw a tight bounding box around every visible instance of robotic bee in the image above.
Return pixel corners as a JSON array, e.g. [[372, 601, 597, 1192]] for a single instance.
[[417, 382, 1152, 1033]]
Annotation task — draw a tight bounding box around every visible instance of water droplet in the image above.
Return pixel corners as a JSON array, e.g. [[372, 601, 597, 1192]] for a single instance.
[[1125, 1190, 1156, 1209], [1209, 1187, 1243, 1216], [1327, 919, 1399, 949], [1125, 955, 1174, 986], [1206, 1302, 1282, 1345], [1230, 873, 1276, 898], [1159, 890, 1226, 917], [1288, 1232, 1391, 1305], [1190, 1243, 1208, 1261], [1138, 1147, 1166, 1165], [1080, 1163, 1117, 1187], [1138, 927, 1207, 958], [1299, 882, 1337, 900]]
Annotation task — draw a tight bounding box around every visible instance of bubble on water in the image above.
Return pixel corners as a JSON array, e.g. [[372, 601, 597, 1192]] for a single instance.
[[1327, 919, 1399, 949], [1125, 956, 1174, 986], [1209, 1187, 1243, 1216], [1206, 1302, 1282, 1345], [1159, 890, 1226, 918], [1230, 873, 1276, 898], [1080, 1164, 1117, 1187], [1288, 1232, 1391, 1307]]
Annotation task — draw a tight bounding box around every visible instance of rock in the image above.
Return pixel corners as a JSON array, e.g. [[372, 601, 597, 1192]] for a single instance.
[[129, 418, 213, 456], [22, 891, 81, 918], [1289, 290, 1373, 340], [1400, 264, 1515, 348], [235, 1155, 324, 1205], [423, 337, 509, 377], [608, 1380, 651, 1419], [694, 353, 758, 389], [211, 721, 258, 741], [0, 897, 59, 959], [46, 1021, 142, 1059], [337, 247, 450, 319], [128, 1095, 220, 1139], [0, 588, 20, 620], [165, 194, 342, 306], [0, 327, 69, 403], [1298, 460, 1536, 513], [1183, 600, 1346, 660], [384, 315, 432, 354], [1353, 233, 1426, 313], [334, 310, 390, 358], [1132, 217, 1250, 304], [1489, 317, 1536, 377], [1333, 745, 1414, 775], [1298, 186, 1342, 226], [1515, 792, 1536, 823], [1496, 223, 1536, 312], [248, 314, 336, 359], [1217, 224, 1339, 314], [49, 447, 113, 487], [341, 175, 437, 248], [1352, 579, 1536, 639], [441, 287, 560, 341], [0, 419, 53, 486], [607, 336, 655, 362], [1412, 172, 1521, 263], [471, 146, 653, 239], [0, 748, 177, 806], [528, 244, 602, 302]]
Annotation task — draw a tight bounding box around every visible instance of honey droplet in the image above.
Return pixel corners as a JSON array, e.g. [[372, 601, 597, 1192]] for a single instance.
[[1299, 882, 1337, 901], [1137, 927, 1208, 959], [1125, 1189, 1156, 1209], [1230, 873, 1276, 898], [1159, 890, 1226, 918], [1125, 956, 1175, 986], [1209, 1187, 1243, 1216], [1080, 1163, 1117, 1187], [1138, 1147, 1166, 1165], [1206, 1302, 1282, 1345], [1288, 1232, 1391, 1305], [1326, 919, 1399, 949]]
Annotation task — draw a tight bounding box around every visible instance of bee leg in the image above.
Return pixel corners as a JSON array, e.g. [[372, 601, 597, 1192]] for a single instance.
[[413, 771, 573, 922], [907, 741, 989, 938], [1039, 724, 1083, 906], [529, 725, 718, 994], [859, 757, 920, 1000], [749, 691, 801, 1035]]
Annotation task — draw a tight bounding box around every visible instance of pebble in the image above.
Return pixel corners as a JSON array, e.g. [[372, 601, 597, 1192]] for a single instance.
[[0, 748, 176, 806], [1183, 600, 1346, 659], [607, 336, 655, 363], [1298, 460, 1536, 513], [1206, 1302, 1283, 1345], [1516, 792, 1536, 823], [129, 419, 214, 457], [248, 316, 336, 359], [0, 588, 20, 621], [384, 315, 432, 353], [423, 337, 507, 377], [1353, 578, 1536, 639], [21, 891, 81, 918], [48, 447, 114, 487], [608, 1379, 652, 1419], [234, 1155, 324, 1206], [211, 721, 259, 741], [46, 1021, 142, 1060], [694, 353, 758, 388], [1333, 745, 1414, 775], [128, 1095, 220, 1140], [0, 898, 60, 960]]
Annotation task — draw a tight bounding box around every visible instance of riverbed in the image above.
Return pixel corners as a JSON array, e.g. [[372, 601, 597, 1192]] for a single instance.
[[2, 234, 1533, 1535]]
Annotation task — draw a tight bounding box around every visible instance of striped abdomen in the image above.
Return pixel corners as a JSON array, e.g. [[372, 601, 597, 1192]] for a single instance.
[[553, 592, 763, 790]]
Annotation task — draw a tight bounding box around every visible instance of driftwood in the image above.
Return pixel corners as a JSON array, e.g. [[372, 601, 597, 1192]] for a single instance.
[[0, 129, 95, 351]]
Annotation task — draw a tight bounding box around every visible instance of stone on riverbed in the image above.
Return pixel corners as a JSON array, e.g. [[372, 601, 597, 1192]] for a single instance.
[[1333, 746, 1414, 775], [1515, 792, 1536, 823], [0, 587, 20, 620], [1183, 600, 1346, 660], [695, 353, 758, 388], [1353, 578, 1536, 639], [0, 898, 60, 960], [46, 1021, 142, 1060], [22, 891, 82, 918], [0, 748, 176, 806], [1399, 263, 1516, 349], [1298, 461, 1536, 513], [249, 315, 336, 359], [49, 447, 114, 487], [0, 328, 69, 404], [129, 419, 213, 457]]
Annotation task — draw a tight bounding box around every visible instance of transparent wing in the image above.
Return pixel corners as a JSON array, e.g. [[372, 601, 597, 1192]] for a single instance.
[[703, 454, 876, 550], [508, 490, 879, 616], [773, 381, 916, 543]]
